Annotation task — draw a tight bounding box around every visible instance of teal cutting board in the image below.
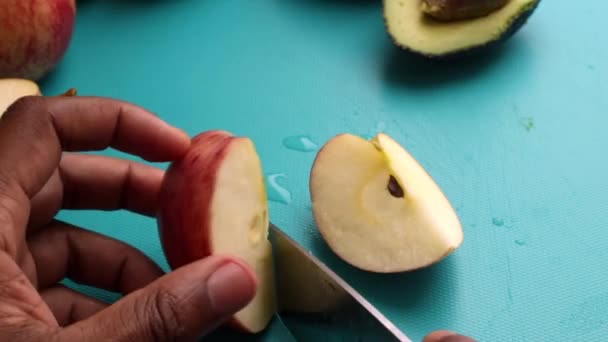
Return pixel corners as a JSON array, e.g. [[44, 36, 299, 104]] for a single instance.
[[40, 0, 608, 341]]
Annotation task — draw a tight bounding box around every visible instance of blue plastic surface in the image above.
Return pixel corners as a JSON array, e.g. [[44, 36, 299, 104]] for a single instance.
[[41, 0, 608, 341]]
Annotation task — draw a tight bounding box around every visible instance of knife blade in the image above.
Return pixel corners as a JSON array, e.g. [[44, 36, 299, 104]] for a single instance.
[[269, 223, 412, 342]]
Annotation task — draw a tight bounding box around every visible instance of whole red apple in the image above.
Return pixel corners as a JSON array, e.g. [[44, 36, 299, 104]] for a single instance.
[[0, 0, 77, 81]]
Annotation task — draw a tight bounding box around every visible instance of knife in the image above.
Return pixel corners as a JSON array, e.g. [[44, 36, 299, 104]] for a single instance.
[[269, 223, 412, 342]]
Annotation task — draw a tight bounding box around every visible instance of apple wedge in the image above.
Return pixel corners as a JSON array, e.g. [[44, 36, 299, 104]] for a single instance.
[[157, 130, 276, 333], [310, 133, 463, 273], [0, 78, 41, 118]]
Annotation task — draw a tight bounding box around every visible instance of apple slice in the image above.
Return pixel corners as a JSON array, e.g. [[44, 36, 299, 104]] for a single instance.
[[0, 78, 41, 118], [157, 130, 276, 333], [310, 133, 463, 273]]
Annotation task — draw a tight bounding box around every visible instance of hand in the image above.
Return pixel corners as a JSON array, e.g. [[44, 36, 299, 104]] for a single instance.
[[0, 95, 257, 341]]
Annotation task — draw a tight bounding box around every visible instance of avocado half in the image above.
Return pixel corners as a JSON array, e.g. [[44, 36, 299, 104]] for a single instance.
[[384, 0, 540, 57]]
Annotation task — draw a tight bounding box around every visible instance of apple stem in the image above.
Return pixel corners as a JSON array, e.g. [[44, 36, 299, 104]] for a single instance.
[[58, 88, 77, 97]]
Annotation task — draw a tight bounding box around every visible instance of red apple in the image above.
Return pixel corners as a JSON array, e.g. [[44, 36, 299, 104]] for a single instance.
[[157, 130, 277, 333], [0, 0, 77, 81]]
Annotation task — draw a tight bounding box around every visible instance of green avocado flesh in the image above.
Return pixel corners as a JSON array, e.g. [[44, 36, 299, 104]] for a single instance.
[[384, 0, 539, 56]]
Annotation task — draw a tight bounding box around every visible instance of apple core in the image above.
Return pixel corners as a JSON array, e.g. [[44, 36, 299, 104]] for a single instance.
[[249, 209, 267, 246]]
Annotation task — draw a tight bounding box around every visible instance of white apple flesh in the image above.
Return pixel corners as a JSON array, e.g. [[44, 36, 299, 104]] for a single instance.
[[157, 130, 276, 333], [0, 78, 41, 118], [310, 133, 463, 273]]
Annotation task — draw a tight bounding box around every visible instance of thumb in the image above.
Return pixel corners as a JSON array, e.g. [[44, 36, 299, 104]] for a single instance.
[[62, 255, 257, 342]]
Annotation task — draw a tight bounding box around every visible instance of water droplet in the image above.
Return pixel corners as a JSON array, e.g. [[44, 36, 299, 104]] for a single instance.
[[266, 173, 292, 204], [515, 240, 526, 246], [492, 218, 505, 227], [518, 117, 534, 132], [493, 217, 515, 228], [282, 135, 318, 152]]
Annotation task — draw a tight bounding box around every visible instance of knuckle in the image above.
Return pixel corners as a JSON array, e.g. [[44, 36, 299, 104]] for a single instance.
[[4, 95, 43, 115], [143, 286, 187, 341], [2, 96, 48, 127], [1, 95, 58, 149]]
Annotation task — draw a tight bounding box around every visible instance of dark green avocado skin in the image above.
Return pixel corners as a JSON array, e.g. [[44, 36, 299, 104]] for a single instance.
[[387, 0, 541, 59]]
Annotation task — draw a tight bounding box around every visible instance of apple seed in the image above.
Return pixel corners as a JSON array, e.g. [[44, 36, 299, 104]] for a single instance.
[[387, 175, 404, 198]]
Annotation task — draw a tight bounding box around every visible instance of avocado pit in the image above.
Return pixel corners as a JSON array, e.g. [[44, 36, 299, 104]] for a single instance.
[[421, 0, 508, 21]]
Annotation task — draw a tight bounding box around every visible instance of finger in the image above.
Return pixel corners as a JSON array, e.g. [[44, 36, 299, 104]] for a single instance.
[[0, 95, 190, 199], [423, 331, 477, 342], [0, 96, 190, 258], [29, 152, 166, 231], [28, 221, 164, 293], [62, 255, 257, 342], [29, 168, 63, 230], [59, 153, 165, 217], [41, 284, 107, 326]]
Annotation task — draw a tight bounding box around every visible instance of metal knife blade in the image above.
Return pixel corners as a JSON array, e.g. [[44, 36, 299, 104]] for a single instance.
[[269, 223, 412, 342]]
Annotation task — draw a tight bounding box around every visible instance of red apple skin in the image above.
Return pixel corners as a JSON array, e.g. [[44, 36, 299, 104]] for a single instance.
[[0, 0, 77, 80], [157, 130, 234, 271]]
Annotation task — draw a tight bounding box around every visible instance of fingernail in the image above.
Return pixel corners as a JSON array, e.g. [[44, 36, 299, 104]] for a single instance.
[[207, 262, 256, 315]]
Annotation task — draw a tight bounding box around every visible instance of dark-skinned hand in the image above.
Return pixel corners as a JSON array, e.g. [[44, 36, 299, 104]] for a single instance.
[[0, 95, 257, 341]]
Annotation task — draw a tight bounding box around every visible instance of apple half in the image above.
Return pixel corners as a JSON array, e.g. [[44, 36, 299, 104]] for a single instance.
[[157, 130, 276, 333], [310, 133, 463, 273], [0, 78, 41, 118]]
